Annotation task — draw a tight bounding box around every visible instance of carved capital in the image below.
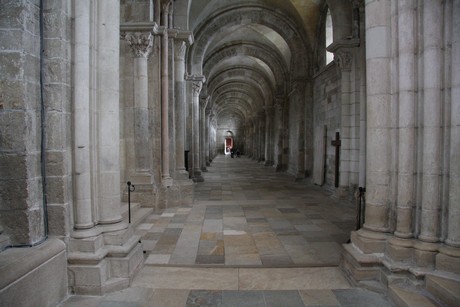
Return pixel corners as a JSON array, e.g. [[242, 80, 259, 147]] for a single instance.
[[327, 39, 359, 72], [192, 81, 203, 97], [335, 49, 354, 71], [174, 41, 186, 61], [200, 96, 210, 108], [274, 96, 284, 109], [123, 32, 154, 58], [187, 74, 206, 97]]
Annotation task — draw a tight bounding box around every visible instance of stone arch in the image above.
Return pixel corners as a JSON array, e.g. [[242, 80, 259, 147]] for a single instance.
[[325, 0, 353, 41], [208, 67, 274, 98], [211, 82, 264, 117], [188, 4, 309, 79], [213, 92, 257, 119], [203, 41, 289, 96], [207, 70, 272, 114]]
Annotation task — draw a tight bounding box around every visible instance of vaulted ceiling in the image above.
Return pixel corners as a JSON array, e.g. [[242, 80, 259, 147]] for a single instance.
[[184, 0, 328, 129]]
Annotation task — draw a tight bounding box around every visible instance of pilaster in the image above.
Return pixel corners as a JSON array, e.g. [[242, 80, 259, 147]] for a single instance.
[[120, 30, 157, 207], [200, 96, 210, 172], [264, 106, 275, 166], [187, 75, 206, 182], [173, 39, 189, 179], [328, 39, 360, 198], [274, 97, 284, 171]]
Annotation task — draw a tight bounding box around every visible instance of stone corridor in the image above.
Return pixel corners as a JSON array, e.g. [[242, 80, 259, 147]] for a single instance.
[[61, 156, 393, 306]]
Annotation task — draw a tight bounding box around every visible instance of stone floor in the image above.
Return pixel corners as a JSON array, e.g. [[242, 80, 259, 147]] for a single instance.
[[137, 155, 356, 267], [60, 155, 394, 306]]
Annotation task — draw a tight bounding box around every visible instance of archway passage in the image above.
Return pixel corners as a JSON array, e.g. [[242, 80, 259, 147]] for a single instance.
[[136, 155, 355, 267]]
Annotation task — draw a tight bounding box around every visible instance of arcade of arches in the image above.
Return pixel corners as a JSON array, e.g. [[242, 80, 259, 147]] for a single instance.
[[0, 0, 459, 305]]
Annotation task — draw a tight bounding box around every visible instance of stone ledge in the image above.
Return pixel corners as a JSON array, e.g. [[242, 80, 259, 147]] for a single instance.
[[0, 239, 68, 306], [0, 238, 66, 289]]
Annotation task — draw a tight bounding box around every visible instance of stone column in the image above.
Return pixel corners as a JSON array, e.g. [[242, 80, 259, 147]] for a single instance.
[[264, 106, 274, 166], [154, 0, 161, 24], [123, 32, 154, 183], [419, 0, 443, 243], [292, 80, 307, 180], [274, 98, 284, 170], [282, 100, 290, 171], [205, 108, 211, 166], [200, 96, 209, 172], [209, 113, 216, 161], [247, 118, 254, 158], [189, 76, 205, 182], [258, 111, 265, 162], [160, 2, 173, 187], [363, 0, 392, 233], [329, 41, 359, 194], [358, 15, 367, 189], [73, 0, 93, 230], [447, 0, 460, 247], [97, 0, 123, 225], [174, 40, 188, 178], [395, 0, 416, 238], [253, 116, 258, 159]]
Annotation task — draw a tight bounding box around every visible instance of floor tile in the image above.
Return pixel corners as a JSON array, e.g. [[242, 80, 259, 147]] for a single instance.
[[264, 290, 305, 307], [222, 290, 265, 307]]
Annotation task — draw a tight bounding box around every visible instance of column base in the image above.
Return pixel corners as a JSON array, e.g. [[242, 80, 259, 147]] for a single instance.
[[174, 169, 190, 180], [264, 160, 274, 166], [0, 234, 10, 251], [130, 172, 153, 185], [341, 229, 460, 306], [124, 173, 157, 208], [192, 169, 204, 182], [386, 236, 415, 264], [437, 245, 460, 275], [334, 186, 349, 199], [351, 228, 389, 254], [340, 242, 384, 287], [67, 227, 144, 296], [162, 176, 173, 187], [156, 178, 194, 210], [294, 171, 306, 182]]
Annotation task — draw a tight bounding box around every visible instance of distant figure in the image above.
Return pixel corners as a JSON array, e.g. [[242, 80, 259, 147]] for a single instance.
[[230, 149, 234, 158], [236, 149, 240, 157]]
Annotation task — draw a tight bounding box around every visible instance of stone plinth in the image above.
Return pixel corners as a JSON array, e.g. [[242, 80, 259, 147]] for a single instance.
[[0, 239, 68, 307], [67, 227, 144, 296]]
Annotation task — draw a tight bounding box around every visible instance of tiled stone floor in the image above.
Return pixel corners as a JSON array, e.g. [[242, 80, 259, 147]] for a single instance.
[[136, 155, 356, 267], [60, 155, 394, 306], [62, 287, 393, 307]]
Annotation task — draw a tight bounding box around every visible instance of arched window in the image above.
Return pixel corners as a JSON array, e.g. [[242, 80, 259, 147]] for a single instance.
[[325, 8, 333, 65]]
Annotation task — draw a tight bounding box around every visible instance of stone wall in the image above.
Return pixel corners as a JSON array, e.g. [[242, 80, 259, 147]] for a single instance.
[[0, 1, 70, 305], [42, 0, 72, 238], [121, 0, 150, 23], [0, 0, 45, 246], [312, 63, 340, 190]]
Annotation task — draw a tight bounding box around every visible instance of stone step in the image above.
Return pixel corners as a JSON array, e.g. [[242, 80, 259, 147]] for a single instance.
[[101, 277, 130, 295], [122, 203, 153, 227], [388, 284, 439, 307], [121, 202, 141, 216], [425, 275, 460, 307]]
